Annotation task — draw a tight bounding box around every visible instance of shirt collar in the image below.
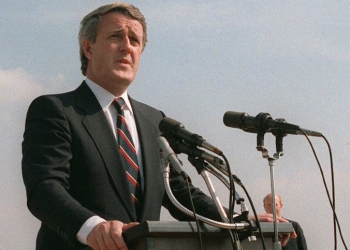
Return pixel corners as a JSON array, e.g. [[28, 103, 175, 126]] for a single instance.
[[85, 78, 134, 115]]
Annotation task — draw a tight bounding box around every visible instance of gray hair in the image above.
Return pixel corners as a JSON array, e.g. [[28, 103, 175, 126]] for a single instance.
[[78, 2, 147, 76]]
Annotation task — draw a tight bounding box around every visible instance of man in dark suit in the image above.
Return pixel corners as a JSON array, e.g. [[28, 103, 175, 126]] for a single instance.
[[263, 193, 308, 250], [22, 3, 295, 250], [22, 3, 225, 250]]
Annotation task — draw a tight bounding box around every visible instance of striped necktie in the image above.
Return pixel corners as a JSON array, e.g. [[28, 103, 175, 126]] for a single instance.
[[114, 97, 142, 216]]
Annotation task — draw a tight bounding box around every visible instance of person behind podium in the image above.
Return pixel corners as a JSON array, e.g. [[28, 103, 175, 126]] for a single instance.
[[22, 2, 295, 250], [263, 193, 308, 250]]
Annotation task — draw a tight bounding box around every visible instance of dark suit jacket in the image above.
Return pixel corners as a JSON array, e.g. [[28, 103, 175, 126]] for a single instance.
[[283, 220, 308, 250], [22, 82, 222, 250]]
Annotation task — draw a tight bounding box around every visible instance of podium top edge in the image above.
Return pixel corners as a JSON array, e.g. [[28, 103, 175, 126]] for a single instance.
[[122, 221, 294, 243]]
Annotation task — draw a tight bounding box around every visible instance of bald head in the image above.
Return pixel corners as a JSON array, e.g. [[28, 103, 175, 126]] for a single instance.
[[263, 193, 283, 217]]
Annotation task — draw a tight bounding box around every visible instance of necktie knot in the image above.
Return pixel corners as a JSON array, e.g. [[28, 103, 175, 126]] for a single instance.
[[114, 97, 125, 113]]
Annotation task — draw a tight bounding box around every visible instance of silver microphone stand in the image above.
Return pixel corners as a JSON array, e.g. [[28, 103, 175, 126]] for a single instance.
[[256, 130, 286, 250], [159, 154, 249, 230]]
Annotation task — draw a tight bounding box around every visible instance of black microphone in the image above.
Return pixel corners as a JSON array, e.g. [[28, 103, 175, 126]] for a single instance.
[[163, 134, 224, 166], [223, 111, 322, 137], [163, 134, 243, 185], [159, 117, 223, 155]]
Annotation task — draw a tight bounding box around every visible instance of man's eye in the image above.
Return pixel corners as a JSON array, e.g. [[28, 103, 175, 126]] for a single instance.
[[130, 37, 140, 44]]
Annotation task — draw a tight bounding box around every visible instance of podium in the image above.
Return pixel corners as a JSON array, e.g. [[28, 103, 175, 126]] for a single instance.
[[123, 221, 294, 250]]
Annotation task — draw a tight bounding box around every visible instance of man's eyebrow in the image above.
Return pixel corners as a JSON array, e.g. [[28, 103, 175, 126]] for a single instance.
[[110, 28, 124, 34], [109, 28, 139, 35]]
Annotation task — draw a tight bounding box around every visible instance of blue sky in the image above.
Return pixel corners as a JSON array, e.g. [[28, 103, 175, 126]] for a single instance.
[[1, 1, 349, 249]]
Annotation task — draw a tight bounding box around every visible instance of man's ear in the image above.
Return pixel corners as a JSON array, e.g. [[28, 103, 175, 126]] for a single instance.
[[82, 39, 93, 60]]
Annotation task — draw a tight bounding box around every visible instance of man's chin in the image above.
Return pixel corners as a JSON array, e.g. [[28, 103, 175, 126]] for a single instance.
[[113, 71, 136, 84]]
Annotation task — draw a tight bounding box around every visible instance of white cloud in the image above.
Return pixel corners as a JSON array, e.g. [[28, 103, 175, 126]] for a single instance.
[[0, 68, 43, 105], [0, 68, 69, 136], [0, 68, 68, 106]]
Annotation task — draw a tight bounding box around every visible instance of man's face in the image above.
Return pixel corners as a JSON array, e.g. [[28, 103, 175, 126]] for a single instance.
[[83, 11, 143, 95], [264, 195, 283, 217]]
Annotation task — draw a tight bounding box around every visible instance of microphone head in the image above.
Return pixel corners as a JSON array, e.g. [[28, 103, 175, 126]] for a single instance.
[[223, 111, 246, 128], [159, 117, 184, 135]]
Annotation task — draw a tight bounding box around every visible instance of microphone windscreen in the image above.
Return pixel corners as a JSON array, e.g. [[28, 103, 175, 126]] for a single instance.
[[159, 117, 182, 135], [223, 111, 245, 128]]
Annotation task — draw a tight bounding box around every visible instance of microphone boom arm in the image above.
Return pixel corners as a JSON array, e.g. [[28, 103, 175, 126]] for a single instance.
[[187, 156, 229, 223], [159, 156, 249, 230]]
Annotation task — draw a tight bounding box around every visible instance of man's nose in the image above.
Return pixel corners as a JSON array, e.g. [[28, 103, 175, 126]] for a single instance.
[[120, 37, 132, 52]]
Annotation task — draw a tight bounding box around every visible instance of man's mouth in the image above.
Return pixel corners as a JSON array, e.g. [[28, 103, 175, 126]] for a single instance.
[[116, 58, 131, 65]]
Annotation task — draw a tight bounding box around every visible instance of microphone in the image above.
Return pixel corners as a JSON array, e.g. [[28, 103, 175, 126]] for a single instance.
[[163, 135, 243, 185], [159, 117, 223, 155], [157, 136, 189, 180], [223, 111, 322, 137], [163, 134, 224, 166]]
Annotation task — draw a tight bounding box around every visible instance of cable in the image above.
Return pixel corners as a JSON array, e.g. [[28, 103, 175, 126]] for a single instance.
[[241, 184, 267, 250], [221, 154, 235, 222], [321, 135, 347, 250], [300, 131, 348, 250], [185, 179, 203, 250], [204, 163, 267, 250], [187, 156, 238, 249], [222, 153, 244, 250], [162, 167, 249, 229]]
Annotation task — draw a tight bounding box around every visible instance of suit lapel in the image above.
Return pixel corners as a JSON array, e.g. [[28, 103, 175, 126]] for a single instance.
[[130, 98, 164, 220], [75, 82, 136, 220]]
